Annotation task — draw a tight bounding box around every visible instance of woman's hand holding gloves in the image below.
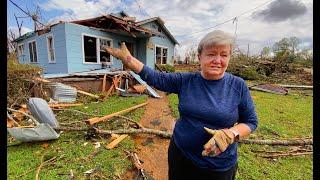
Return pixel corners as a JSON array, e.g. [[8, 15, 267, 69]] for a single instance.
[[202, 127, 236, 157]]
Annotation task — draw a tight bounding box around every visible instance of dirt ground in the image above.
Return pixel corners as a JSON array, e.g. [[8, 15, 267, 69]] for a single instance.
[[123, 91, 176, 180]]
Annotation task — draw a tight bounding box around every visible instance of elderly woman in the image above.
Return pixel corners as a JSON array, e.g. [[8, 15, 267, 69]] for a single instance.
[[104, 30, 258, 180]]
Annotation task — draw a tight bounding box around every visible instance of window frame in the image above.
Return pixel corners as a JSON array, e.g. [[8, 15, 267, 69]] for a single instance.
[[82, 33, 113, 64], [46, 34, 56, 63], [154, 44, 169, 65], [17, 43, 24, 57], [27, 40, 38, 63]]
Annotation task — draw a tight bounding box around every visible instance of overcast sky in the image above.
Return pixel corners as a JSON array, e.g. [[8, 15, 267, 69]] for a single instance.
[[7, 0, 313, 57]]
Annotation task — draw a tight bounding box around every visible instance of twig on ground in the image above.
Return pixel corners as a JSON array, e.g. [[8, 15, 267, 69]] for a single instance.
[[35, 153, 47, 180], [18, 154, 64, 178], [239, 138, 313, 146], [53, 108, 95, 116], [59, 121, 86, 125]]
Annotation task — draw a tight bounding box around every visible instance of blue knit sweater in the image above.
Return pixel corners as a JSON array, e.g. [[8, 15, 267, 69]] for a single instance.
[[138, 65, 258, 171]]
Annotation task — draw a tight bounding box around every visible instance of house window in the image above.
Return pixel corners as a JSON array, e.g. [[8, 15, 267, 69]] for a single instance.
[[28, 41, 37, 63], [99, 38, 112, 64], [83, 35, 113, 64], [155, 46, 168, 64], [18, 44, 24, 56], [47, 35, 55, 63], [84, 35, 97, 63]]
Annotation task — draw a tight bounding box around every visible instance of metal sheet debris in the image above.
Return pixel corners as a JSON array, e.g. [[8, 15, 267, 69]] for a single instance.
[[7, 123, 60, 142], [27, 98, 60, 128], [129, 71, 160, 98], [49, 82, 77, 102]]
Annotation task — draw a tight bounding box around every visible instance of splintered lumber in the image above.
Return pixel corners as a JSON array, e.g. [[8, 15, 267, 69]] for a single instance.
[[34, 77, 50, 83], [102, 74, 107, 92], [239, 138, 312, 146], [85, 102, 148, 125], [34, 77, 100, 99], [49, 103, 83, 108], [106, 134, 128, 149], [21, 103, 83, 109], [77, 90, 100, 99]]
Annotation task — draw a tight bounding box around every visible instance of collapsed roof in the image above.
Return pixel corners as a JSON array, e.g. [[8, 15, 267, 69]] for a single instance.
[[71, 14, 161, 38]]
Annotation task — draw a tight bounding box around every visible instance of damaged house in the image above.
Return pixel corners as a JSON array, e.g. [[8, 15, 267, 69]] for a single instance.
[[14, 11, 179, 74]]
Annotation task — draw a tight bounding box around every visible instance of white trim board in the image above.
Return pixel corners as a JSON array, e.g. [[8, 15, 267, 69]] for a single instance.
[[81, 33, 113, 65]]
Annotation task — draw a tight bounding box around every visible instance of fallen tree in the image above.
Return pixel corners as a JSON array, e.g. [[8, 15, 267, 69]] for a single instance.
[[55, 126, 313, 145]]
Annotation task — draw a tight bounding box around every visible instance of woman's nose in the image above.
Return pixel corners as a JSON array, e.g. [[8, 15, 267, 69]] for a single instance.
[[211, 55, 221, 63]]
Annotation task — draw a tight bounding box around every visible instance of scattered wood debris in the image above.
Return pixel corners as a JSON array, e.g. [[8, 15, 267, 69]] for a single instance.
[[125, 150, 151, 180], [85, 102, 148, 125], [106, 134, 128, 149], [250, 84, 288, 95]]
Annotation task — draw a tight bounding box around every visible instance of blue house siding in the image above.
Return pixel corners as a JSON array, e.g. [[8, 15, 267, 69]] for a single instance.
[[140, 22, 175, 69], [17, 23, 68, 74], [15, 15, 178, 74], [136, 38, 147, 65], [65, 22, 142, 73]]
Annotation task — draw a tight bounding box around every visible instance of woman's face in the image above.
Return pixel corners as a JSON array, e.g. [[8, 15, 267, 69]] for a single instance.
[[198, 44, 231, 80]]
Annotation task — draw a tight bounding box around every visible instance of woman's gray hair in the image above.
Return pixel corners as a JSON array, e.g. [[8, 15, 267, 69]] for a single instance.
[[197, 30, 235, 54]]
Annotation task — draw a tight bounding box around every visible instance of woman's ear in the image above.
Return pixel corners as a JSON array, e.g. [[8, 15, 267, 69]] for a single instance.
[[198, 53, 201, 61]]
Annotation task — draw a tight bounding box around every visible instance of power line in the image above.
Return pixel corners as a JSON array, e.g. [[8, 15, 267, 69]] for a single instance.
[[180, 0, 275, 38], [9, 0, 45, 26], [134, 0, 152, 18]]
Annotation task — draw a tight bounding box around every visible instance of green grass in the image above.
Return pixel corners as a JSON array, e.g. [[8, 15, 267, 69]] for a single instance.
[[8, 95, 147, 179], [168, 90, 313, 179], [168, 93, 180, 118]]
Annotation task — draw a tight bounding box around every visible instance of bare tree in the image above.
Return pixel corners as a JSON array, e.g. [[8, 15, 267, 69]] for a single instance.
[[7, 29, 17, 53]]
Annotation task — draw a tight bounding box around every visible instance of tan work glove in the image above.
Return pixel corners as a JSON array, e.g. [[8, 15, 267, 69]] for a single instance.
[[103, 42, 132, 63], [202, 127, 235, 157]]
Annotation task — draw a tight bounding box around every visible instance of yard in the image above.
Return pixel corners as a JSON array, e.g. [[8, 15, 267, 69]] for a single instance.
[[8, 96, 148, 179], [168, 89, 313, 179]]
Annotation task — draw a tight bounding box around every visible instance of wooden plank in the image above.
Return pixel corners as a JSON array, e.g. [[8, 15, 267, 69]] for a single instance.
[[106, 134, 128, 149], [34, 77, 50, 83], [102, 74, 107, 92], [77, 90, 100, 99], [277, 84, 313, 89], [85, 102, 148, 125], [21, 103, 83, 109], [48, 103, 83, 108]]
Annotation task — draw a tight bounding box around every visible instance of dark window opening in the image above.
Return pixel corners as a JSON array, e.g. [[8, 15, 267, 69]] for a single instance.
[[28, 41, 37, 62], [156, 47, 161, 64], [155, 46, 168, 64], [84, 36, 97, 63]]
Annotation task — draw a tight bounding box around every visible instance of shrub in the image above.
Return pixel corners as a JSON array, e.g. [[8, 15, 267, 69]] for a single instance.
[[157, 64, 175, 72], [7, 59, 45, 107]]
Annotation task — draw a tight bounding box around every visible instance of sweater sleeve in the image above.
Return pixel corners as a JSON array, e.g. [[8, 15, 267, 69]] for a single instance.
[[238, 82, 258, 132], [137, 65, 183, 94]]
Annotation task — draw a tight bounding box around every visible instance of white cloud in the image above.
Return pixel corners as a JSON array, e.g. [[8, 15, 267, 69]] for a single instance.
[[38, 0, 313, 57]]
